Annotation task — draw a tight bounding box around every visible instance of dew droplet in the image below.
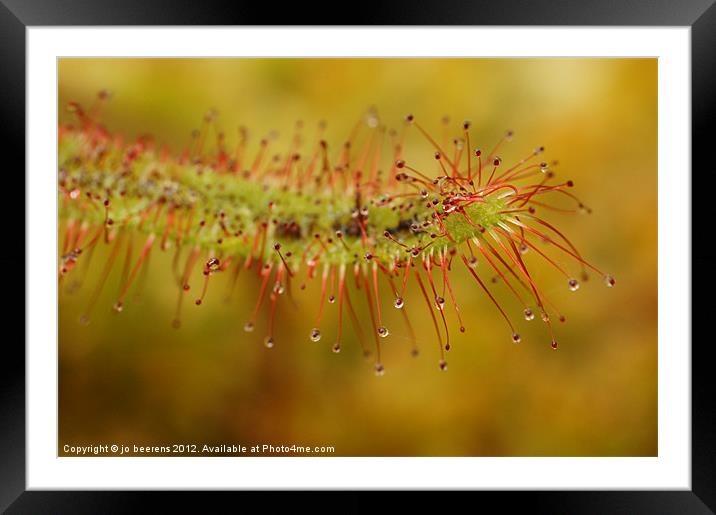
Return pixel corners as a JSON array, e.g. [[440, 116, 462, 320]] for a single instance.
[[378, 326, 390, 338], [365, 111, 379, 128], [604, 275, 616, 287], [551, 340, 558, 350], [310, 328, 322, 342], [374, 363, 385, 376], [435, 296, 445, 310], [512, 332, 521, 344], [183, 283, 190, 291], [328, 295, 336, 304], [518, 243, 528, 254], [468, 256, 478, 268], [439, 359, 448, 371], [264, 336, 274, 348], [568, 278, 580, 291], [394, 297, 404, 309], [332, 342, 341, 353], [112, 302, 123, 313], [206, 257, 220, 272], [243, 321, 254, 332], [195, 299, 202, 305], [524, 308, 535, 321]]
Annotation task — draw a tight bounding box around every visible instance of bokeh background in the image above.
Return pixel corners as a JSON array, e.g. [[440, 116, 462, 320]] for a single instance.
[[58, 59, 657, 456]]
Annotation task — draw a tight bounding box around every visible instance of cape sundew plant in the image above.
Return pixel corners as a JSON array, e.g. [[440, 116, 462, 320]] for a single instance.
[[59, 92, 615, 375]]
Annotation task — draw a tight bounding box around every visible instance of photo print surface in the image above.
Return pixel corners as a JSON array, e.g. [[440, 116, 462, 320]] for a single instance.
[[58, 58, 657, 457]]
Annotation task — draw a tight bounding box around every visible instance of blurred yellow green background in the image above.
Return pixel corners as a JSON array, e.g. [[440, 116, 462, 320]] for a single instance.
[[58, 58, 657, 456]]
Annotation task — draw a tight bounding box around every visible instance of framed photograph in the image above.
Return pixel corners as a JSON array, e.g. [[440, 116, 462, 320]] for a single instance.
[[6, 0, 712, 511]]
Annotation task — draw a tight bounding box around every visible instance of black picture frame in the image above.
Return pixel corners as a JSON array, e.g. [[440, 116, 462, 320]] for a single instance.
[[4, 1, 712, 512]]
